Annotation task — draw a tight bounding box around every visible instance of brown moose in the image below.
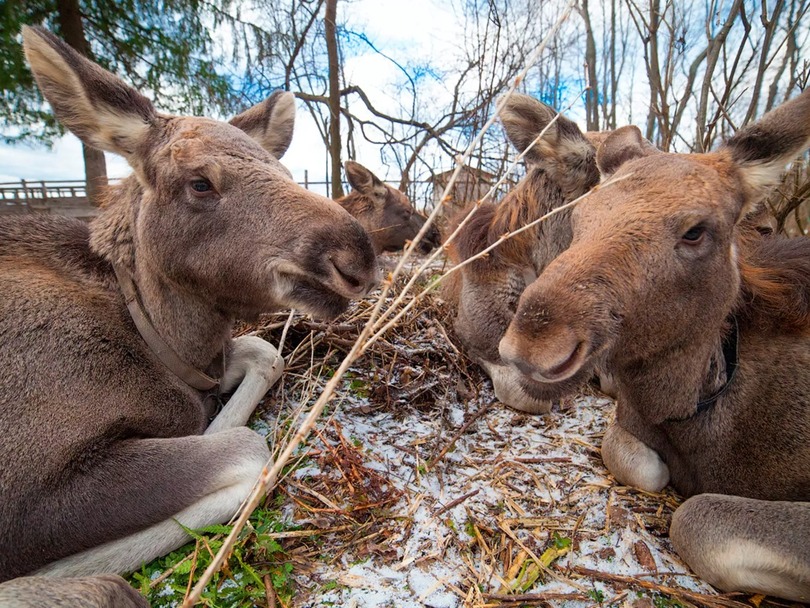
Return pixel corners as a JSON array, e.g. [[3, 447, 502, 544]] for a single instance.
[[500, 91, 810, 600], [444, 93, 602, 413], [338, 160, 441, 254], [0, 26, 377, 607]]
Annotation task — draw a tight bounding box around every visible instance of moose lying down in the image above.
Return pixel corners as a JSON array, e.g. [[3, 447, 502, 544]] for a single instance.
[[338, 160, 441, 255], [499, 91, 810, 599], [444, 93, 603, 414], [0, 27, 377, 606]]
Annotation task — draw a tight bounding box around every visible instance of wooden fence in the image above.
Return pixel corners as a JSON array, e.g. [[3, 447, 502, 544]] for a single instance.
[[0, 179, 102, 219], [0, 171, 491, 220], [0, 176, 338, 219]]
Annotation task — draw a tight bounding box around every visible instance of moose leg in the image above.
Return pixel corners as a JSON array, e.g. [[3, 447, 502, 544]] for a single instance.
[[670, 494, 810, 601], [206, 335, 284, 434], [0, 575, 148, 608], [34, 427, 269, 578], [601, 422, 669, 492]]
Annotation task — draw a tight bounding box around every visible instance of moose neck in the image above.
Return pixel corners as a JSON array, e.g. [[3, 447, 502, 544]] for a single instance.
[[616, 323, 734, 425], [132, 258, 232, 375], [90, 178, 231, 377], [491, 168, 576, 268]]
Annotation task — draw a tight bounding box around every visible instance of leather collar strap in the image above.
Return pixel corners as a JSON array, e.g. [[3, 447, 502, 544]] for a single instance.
[[113, 263, 220, 392], [666, 316, 739, 423]]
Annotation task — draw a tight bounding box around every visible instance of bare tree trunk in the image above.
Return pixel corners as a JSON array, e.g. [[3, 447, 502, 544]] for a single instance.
[[636, 0, 661, 143], [742, 0, 785, 126], [608, 0, 618, 129], [579, 0, 600, 130], [324, 0, 343, 199], [55, 0, 108, 206], [694, 0, 744, 151]]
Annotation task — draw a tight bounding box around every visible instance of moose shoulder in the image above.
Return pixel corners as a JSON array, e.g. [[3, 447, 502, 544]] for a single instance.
[[499, 90, 810, 600], [0, 26, 376, 607]]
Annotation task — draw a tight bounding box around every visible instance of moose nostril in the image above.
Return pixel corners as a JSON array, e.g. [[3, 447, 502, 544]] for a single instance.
[[513, 357, 538, 378], [334, 263, 361, 289], [546, 340, 583, 378], [329, 247, 379, 295], [331, 259, 366, 292], [500, 324, 586, 383]]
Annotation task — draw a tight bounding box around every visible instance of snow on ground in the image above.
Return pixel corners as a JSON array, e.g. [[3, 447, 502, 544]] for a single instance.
[[265, 379, 719, 607], [242, 259, 754, 607]]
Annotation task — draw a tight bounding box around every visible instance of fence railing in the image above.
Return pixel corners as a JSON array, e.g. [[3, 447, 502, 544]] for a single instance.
[[0, 179, 98, 203], [0, 179, 109, 218], [0, 173, 503, 216]]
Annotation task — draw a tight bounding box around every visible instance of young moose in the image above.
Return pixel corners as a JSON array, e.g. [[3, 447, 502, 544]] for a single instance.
[[500, 92, 810, 599], [0, 27, 377, 606], [444, 94, 602, 413], [338, 160, 441, 254]]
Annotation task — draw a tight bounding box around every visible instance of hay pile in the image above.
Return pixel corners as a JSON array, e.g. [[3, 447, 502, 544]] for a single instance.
[[228, 257, 778, 608]]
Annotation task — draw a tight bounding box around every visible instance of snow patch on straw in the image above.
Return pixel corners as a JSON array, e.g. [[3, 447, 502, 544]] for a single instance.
[[287, 387, 717, 607]]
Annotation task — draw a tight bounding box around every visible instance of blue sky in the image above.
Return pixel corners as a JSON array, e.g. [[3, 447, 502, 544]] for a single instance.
[[6, 1, 795, 189], [0, 0, 459, 187]]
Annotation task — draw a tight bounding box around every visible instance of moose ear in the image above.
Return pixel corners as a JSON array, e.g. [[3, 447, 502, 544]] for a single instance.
[[723, 88, 810, 198], [229, 91, 296, 159], [22, 26, 156, 156], [499, 93, 590, 165], [344, 160, 384, 196], [596, 125, 659, 177]]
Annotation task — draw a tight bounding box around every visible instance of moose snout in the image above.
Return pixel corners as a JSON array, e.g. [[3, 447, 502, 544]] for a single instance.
[[419, 223, 442, 253], [499, 322, 588, 383], [328, 247, 379, 297], [319, 213, 380, 297]]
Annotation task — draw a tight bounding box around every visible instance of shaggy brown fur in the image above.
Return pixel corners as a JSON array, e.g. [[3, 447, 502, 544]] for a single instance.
[[444, 93, 600, 413], [738, 232, 810, 334]]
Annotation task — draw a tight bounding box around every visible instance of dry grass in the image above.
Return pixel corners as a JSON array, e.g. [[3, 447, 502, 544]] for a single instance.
[[216, 256, 799, 608]]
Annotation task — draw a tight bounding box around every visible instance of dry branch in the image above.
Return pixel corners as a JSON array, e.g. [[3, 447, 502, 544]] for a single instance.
[[571, 566, 752, 608], [427, 402, 493, 470]]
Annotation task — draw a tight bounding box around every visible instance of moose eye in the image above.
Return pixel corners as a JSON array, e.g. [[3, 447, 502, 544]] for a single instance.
[[189, 178, 214, 195], [681, 225, 706, 244]]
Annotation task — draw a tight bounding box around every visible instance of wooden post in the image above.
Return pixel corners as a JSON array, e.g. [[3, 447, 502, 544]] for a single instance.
[[304, 169, 309, 189]]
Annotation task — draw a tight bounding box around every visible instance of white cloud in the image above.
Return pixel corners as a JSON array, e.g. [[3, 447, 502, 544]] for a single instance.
[[0, 0, 467, 189], [0, 135, 129, 184]]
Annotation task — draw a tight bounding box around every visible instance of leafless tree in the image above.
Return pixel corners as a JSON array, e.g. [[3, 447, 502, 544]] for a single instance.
[[217, 0, 808, 223]]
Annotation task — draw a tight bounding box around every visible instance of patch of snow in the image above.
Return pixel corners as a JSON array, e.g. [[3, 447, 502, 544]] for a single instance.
[[282, 387, 717, 606]]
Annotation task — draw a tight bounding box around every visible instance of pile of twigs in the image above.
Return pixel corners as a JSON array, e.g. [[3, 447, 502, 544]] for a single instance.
[[227, 279, 781, 608]]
